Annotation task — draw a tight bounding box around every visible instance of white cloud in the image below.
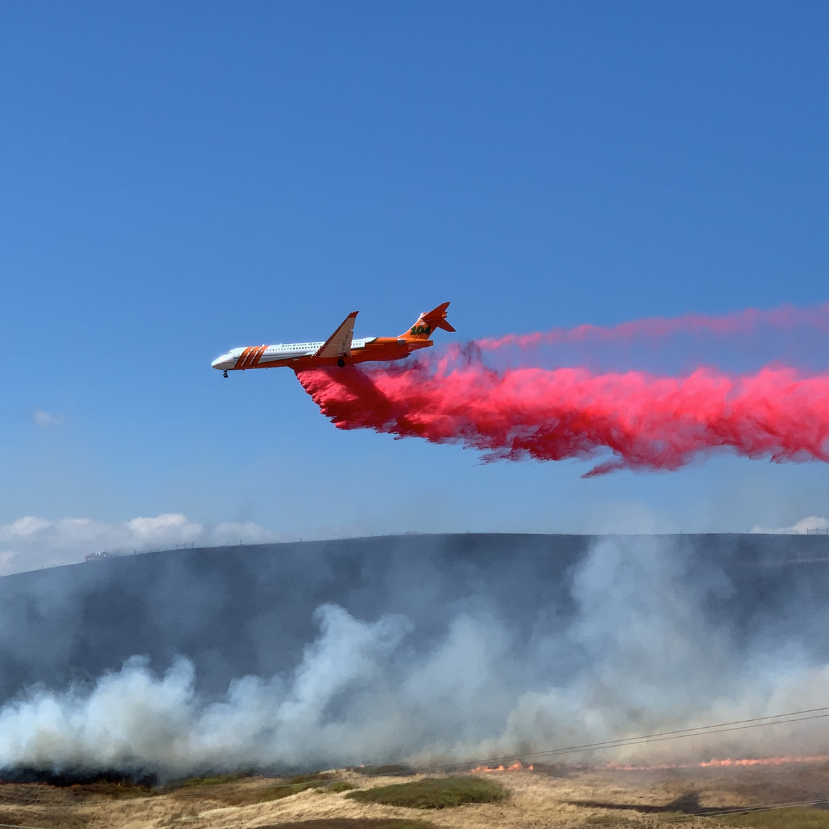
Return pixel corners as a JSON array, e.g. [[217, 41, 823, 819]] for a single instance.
[[31, 409, 63, 427], [752, 515, 829, 534], [0, 514, 279, 576]]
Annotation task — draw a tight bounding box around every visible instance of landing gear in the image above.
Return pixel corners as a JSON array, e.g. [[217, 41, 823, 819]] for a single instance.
[[223, 370, 228, 378], [337, 358, 345, 368]]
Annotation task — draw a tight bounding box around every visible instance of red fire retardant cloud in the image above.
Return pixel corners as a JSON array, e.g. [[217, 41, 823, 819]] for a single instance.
[[296, 362, 829, 476], [480, 302, 829, 350]]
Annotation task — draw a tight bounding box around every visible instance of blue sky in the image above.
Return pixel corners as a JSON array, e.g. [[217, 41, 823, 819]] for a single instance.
[[1, 2, 828, 569]]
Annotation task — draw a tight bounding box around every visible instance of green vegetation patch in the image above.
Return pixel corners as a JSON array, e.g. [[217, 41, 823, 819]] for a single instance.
[[257, 781, 318, 803], [169, 772, 251, 789], [72, 781, 154, 799], [346, 775, 508, 809], [718, 806, 829, 828], [287, 771, 335, 785], [354, 765, 416, 777]]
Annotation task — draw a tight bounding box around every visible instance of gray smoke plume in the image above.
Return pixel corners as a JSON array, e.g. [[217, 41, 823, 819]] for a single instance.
[[0, 533, 827, 778]]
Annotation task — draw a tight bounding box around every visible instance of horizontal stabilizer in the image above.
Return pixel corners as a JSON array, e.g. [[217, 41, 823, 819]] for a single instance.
[[402, 302, 455, 339], [422, 302, 455, 332]]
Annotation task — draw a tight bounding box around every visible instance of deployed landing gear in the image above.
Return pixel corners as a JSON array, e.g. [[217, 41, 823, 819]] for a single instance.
[[337, 358, 345, 367], [223, 370, 228, 378]]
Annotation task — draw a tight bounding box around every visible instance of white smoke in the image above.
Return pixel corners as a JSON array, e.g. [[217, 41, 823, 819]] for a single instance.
[[753, 516, 829, 534], [0, 605, 409, 775], [495, 537, 828, 764], [0, 536, 827, 777], [0, 514, 279, 575]]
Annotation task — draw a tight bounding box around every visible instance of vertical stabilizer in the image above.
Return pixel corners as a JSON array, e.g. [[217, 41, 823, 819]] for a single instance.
[[401, 302, 455, 340]]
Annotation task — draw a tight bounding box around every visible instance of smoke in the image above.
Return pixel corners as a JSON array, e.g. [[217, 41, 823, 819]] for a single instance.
[[753, 516, 829, 534], [0, 606, 411, 776], [2, 535, 829, 777]]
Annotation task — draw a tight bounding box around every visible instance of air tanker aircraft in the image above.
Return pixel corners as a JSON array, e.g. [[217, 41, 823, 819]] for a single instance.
[[211, 303, 454, 377]]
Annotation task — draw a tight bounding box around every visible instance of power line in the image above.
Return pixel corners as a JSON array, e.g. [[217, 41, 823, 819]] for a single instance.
[[152, 706, 829, 793], [3, 706, 829, 810], [427, 705, 829, 772]]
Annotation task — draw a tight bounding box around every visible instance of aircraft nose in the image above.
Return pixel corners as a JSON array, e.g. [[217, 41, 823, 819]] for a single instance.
[[211, 355, 227, 369]]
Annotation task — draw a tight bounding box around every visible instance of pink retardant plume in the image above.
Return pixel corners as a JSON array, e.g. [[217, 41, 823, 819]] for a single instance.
[[476, 303, 829, 349], [295, 362, 829, 476], [480, 302, 829, 350]]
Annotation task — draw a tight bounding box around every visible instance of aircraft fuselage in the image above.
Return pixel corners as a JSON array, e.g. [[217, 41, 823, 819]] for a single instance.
[[212, 303, 454, 375], [211, 336, 433, 373]]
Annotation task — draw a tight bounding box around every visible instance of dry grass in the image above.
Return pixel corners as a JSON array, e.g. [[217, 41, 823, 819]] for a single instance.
[[719, 807, 829, 828], [0, 762, 827, 829], [256, 821, 435, 829]]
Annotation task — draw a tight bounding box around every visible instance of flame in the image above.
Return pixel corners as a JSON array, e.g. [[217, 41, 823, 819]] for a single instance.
[[599, 755, 828, 771], [699, 755, 828, 767], [471, 762, 534, 772], [468, 755, 829, 774]]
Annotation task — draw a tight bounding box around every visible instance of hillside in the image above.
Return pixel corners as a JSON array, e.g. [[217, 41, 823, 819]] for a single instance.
[[0, 533, 826, 704]]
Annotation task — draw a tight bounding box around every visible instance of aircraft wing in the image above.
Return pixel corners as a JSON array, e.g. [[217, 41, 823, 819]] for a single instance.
[[314, 312, 357, 358]]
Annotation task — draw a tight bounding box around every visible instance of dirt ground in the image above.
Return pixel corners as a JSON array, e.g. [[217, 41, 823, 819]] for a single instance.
[[2, 762, 829, 829]]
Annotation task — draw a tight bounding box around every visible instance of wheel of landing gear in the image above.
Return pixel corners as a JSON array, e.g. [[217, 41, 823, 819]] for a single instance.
[[337, 358, 345, 367]]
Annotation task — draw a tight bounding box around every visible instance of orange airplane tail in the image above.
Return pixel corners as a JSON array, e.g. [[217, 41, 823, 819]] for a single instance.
[[401, 302, 456, 340]]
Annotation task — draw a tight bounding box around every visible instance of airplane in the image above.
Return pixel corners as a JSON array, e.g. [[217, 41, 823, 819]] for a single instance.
[[211, 303, 455, 377]]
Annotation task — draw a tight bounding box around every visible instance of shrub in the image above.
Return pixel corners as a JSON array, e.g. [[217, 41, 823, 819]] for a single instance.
[[257, 782, 317, 802], [73, 781, 153, 799], [354, 765, 416, 777], [346, 776, 508, 809], [287, 772, 334, 785], [177, 773, 250, 787]]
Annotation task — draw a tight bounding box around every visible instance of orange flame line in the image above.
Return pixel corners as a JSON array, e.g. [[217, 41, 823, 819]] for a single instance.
[[599, 755, 828, 771]]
